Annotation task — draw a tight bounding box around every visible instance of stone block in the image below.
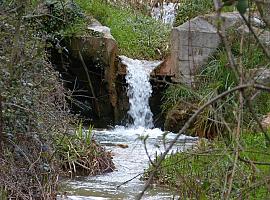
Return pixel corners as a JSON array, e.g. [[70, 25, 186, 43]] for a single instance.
[[170, 17, 221, 85]]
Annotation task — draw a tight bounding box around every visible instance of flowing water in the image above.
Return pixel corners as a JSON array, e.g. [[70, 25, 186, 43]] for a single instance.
[[60, 56, 197, 200], [120, 55, 162, 128], [151, 2, 179, 25]]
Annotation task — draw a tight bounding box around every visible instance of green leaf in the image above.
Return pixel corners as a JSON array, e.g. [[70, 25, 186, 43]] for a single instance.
[[236, 0, 248, 14]]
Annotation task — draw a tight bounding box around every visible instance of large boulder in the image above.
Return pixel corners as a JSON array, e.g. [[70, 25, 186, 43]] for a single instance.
[[52, 18, 120, 125], [203, 12, 243, 30], [170, 16, 221, 85]]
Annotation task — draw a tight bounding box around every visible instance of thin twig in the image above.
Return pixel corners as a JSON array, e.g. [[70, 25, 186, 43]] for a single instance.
[[239, 156, 270, 165], [116, 173, 143, 189], [78, 50, 101, 117], [143, 136, 156, 167]]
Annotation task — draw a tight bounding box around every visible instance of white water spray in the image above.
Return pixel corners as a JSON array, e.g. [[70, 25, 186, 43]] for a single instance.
[[119, 56, 162, 128]]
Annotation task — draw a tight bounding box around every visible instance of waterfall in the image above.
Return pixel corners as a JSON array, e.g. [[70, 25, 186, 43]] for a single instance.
[[119, 56, 162, 128]]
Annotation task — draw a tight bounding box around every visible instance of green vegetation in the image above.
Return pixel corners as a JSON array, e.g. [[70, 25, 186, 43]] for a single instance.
[[145, 132, 270, 199], [56, 123, 114, 176], [74, 0, 170, 59], [162, 33, 270, 137], [174, 0, 214, 27], [0, 0, 114, 198], [150, 3, 270, 198], [174, 0, 235, 27]]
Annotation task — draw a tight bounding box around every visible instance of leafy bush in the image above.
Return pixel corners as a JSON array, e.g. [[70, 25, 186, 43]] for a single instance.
[[0, 1, 114, 198]]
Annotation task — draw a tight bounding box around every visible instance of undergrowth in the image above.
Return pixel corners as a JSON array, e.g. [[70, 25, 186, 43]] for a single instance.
[[174, 0, 235, 27], [56, 123, 114, 176], [145, 132, 270, 199], [0, 1, 114, 198], [174, 0, 214, 27]]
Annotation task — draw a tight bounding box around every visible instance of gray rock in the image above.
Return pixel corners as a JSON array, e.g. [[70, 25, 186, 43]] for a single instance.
[[88, 19, 114, 39], [170, 16, 221, 85], [237, 25, 270, 52], [253, 68, 270, 85], [203, 12, 243, 30], [255, 0, 270, 27]]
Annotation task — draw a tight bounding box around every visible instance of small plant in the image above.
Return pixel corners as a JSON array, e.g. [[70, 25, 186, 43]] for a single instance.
[[174, 0, 235, 27], [174, 0, 214, 26]]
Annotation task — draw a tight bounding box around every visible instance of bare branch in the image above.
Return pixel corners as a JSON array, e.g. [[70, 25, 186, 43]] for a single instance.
[[239, 156, 270, 165]]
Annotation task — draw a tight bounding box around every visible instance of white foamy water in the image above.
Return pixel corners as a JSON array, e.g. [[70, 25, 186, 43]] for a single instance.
[[60, 55, 198, 200], [119, 56, 162, 128], [151, 2, 179, 25], [61, 127, 197, 200]]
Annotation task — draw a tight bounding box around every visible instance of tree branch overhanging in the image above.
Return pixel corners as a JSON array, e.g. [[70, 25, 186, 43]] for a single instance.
[[136, 83, 270, 200]]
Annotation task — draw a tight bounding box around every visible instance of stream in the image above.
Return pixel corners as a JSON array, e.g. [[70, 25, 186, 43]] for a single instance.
[[61, 127, 197, 200], [60, 56, 197, 199]]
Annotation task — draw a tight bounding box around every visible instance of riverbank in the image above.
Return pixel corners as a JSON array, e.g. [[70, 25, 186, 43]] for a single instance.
[[144, 132, 270, 199], [0, 1, 115, 198]]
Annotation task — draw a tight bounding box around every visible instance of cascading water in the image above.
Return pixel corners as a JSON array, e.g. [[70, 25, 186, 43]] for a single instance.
[[61, 56, 197, 200], [151, 2, 179, 25], [119, 56, 162, 128]]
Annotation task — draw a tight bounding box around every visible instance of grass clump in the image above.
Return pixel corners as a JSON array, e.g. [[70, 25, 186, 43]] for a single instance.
[[174, 0, 235, 27], [74, 0, 170, 60], [56, 123, 115, 176], [145, 133, 270, 199], [174, 0, 214, 27]]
